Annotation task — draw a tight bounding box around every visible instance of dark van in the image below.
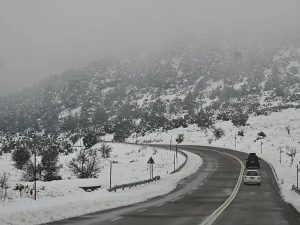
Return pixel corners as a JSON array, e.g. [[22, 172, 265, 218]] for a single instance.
[[246, 153, 260, 169]]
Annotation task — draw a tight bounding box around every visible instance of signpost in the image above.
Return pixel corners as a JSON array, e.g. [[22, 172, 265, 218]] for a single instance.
[[147, 157, 155, 179]]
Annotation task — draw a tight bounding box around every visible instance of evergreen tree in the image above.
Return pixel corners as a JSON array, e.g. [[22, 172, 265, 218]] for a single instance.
[[41, 145, 62, 181], [183, 92, 196, 114], [12, 144, 31, 169], [83, 132, 98, 149], [195, 109, 213, 128]]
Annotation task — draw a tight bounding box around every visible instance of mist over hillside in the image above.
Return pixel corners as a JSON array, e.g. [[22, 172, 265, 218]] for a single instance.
[[0, 39, 299, 141]]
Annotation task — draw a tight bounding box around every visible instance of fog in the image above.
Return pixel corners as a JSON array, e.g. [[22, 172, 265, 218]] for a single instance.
[[0, 0, 300, 95]]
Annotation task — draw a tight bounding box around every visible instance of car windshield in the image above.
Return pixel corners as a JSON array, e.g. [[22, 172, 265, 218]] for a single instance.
[[246, 171, 259, 176]]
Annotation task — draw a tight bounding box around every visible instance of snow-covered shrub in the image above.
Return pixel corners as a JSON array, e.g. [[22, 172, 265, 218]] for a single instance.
[[213, 127, 225, 140], [285, 126, 291, 134], [1, 142, 15, 153], [12, 145, 31, 169], [286, 146, 297, 165], [231, 111, 249, 126], [62, 143, 74, 155], [216, 111, 230, 121], [99, 143, 112, 158], [69, 149, 101, 178], [23, 160, 43, 182], [176, 133, 184, 144], [238, 130, 244, 137]]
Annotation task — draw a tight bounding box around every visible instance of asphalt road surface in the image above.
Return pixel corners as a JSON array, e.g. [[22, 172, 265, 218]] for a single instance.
[[47, 145, 300, 225]]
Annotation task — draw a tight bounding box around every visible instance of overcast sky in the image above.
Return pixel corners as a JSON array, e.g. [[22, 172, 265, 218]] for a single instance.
[[0, 0, 299, 96]]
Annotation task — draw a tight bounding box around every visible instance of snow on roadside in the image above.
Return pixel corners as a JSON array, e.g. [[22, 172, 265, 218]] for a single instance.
[[0, 144, 202, 225], [131, 108, 300, 211]]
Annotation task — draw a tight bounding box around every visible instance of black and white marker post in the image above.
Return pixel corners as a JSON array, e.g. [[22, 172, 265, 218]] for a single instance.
[[279, 147, 284, 164], [234, 135, 237, 148]]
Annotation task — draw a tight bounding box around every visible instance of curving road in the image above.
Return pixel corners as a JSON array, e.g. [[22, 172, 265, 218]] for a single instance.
[[46, 145, 300, 225]]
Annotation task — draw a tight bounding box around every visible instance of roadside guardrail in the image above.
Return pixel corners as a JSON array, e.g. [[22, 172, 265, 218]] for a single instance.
[[108, 176, 160, 192]]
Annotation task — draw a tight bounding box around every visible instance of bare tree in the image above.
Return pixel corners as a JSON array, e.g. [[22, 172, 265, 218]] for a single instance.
[[69, 149, 101, 178], [0, 173, 10, 201], [99, 143, 112, 158], [286, 146, 297, 165]]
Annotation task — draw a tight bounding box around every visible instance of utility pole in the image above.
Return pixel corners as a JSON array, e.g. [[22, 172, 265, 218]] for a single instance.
[[170, 135, 172, 151], [109, 160, 112, 189], [234, 135, 237, 148], [34, 148, 37, 200], [173, 154, 176, 171], [261, 139, 263, 154]]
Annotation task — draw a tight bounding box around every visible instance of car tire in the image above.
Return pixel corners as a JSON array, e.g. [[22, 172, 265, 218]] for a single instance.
[[258, 183, 261, 186]]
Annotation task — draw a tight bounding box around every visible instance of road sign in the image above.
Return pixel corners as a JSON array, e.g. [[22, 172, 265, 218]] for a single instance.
[[147, 157, 155, 164], [147, 157, 155, 179]]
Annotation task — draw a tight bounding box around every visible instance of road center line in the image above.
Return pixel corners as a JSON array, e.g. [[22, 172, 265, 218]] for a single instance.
[[181, 146, 244, 225]]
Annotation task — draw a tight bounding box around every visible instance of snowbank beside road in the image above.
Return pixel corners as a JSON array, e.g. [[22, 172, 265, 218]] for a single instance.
[[0, 145, 202, 225]]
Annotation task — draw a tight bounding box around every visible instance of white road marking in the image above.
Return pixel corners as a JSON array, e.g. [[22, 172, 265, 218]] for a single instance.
[[137, 209, 147, 212], [111, 217, 122, 222]]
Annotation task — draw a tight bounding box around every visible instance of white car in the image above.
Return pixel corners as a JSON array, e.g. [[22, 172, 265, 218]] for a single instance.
[[244, 170, 261, 185]]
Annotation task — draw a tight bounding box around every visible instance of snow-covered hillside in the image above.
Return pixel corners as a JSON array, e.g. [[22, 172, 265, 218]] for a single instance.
[[0, 143, 202, 225], [0, 42, 299, 140], [129, 108, 300, 211]]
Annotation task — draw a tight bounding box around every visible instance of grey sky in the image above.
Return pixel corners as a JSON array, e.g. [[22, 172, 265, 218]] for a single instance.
[[0, 0, 299, 96]]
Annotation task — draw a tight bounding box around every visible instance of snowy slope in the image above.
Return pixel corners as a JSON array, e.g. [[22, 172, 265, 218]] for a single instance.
[[0, 144, 202, 225]]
